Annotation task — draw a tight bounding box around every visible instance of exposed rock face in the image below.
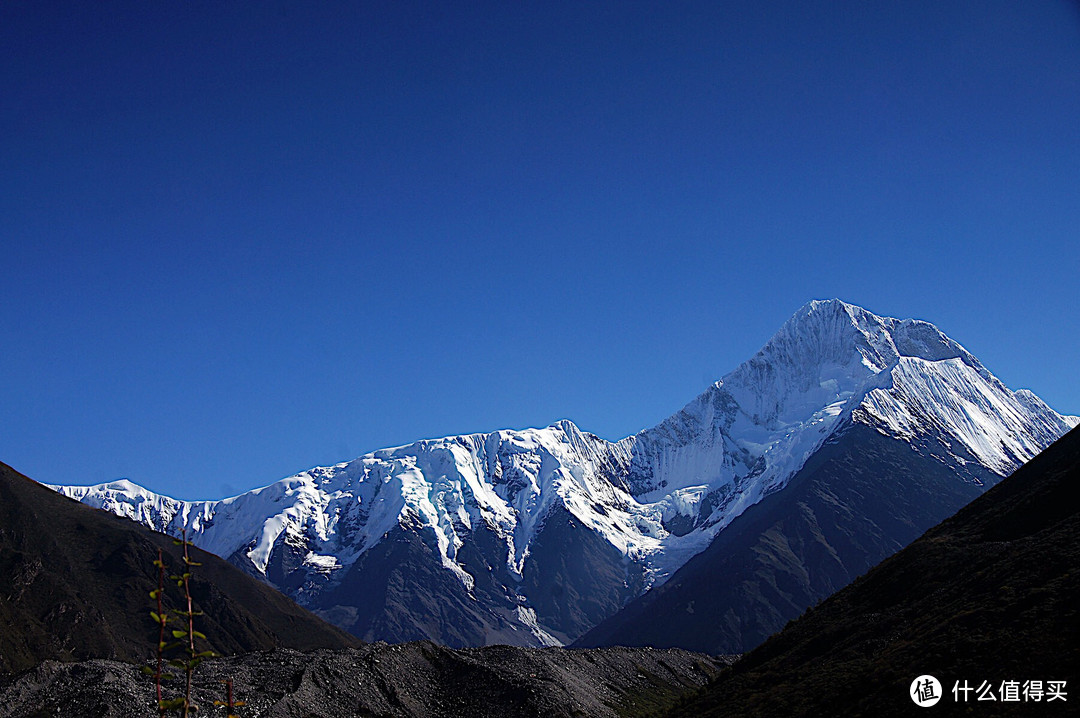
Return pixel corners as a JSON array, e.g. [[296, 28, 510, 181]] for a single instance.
[[575, 424, 999, 653]]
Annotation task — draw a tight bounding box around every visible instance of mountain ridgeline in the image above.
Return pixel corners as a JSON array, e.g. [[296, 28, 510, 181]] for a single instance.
[[50, 300, 1077, 652]]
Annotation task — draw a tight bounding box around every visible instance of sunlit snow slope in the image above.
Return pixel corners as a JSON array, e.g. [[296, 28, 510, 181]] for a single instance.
[[51, 300, 1076, 647]]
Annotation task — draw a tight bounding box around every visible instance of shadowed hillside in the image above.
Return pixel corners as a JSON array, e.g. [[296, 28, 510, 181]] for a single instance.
[[0, 460, 360, 675], [577, 424, 996, 654], [663, 425, 1080, 717]]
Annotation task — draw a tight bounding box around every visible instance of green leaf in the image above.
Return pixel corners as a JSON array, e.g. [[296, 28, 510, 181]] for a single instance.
[[191, 630, 206, 640], [149, 589, 161, 599], [140, 665, 154, 676], [171, 629, 187, 638], [150, 611, 163, 624], [196, 650, 215, 658]]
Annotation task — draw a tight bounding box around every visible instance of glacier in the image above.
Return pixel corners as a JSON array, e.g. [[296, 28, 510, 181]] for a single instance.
[[50, 299, 1077, 646]]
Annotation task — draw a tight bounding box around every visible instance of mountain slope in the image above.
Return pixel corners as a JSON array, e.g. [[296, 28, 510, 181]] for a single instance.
[[577, 304, 1077, 653], [49, 300, 1077, 647], [574, 423, 998, 653], [663, 424, 1080, 717], [0, 460, 359, 676]]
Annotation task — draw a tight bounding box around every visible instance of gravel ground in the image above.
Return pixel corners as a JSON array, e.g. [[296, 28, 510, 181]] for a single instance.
[[0, 642, 732, 718]]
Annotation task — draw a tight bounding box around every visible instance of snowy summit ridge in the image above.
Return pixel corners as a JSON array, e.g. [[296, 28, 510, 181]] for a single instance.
[[50, 299, 1076, 647]]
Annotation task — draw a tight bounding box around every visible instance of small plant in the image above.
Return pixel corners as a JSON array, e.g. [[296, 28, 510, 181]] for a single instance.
[[145, 529, 221, 717], [148, 546, 170, 717], [214, 679, 246, 718]]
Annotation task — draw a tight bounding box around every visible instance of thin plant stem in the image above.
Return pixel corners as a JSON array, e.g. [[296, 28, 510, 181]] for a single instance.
[[156, 547, 166, 718], [181, 528, 194, 718]]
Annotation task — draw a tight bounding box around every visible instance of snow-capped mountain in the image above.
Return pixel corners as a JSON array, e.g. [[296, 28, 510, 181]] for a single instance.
[[51, 300, 1077, 647]]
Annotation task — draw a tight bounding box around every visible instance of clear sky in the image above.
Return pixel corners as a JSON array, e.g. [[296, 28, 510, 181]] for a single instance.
[[2, 1, 1078, 500]]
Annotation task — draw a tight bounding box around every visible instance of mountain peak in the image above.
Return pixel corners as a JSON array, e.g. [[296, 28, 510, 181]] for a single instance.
[[800, 296, 859, 314], [550, 418, 581, 434], [752, 299, 982, 380], [102, 478, 147, 493], [795, 297, 876, 323], [715, 300, 900, 428]]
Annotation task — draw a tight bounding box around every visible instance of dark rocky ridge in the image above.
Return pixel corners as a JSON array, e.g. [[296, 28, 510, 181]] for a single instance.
[[0, 643, 731, 718], [662, 424, 1080, 717], [576, 422, 999, 654], [314, 523, 531, 647], [307, 505, 649, 649], [0, 460, 360, 676]]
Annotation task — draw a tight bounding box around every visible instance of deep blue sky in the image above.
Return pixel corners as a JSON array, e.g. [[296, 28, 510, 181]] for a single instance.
[[3, 1, 1078, 499]]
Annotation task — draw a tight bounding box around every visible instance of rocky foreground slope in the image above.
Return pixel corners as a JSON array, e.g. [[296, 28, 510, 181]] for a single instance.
[[0, 643, 730, 718]]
